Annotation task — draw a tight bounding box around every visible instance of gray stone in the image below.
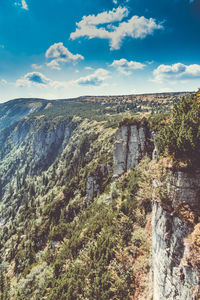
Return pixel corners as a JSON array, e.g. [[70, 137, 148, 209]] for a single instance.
[[152, 170, 200, 300], [113, 125, 128, 175], [86, 176, 99, 200], [86, 164, 111, 199], [113, 124, 152, 175]]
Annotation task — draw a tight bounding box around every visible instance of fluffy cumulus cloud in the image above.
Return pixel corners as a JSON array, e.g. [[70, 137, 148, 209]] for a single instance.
[[16, 72, 51, 87], [22, 0, 28, 10], [73, 6, 129, 26], [16, 68, 109, 89], [153, 63, 200, 82], [45, 42, 84, 70], [110, 58, 145, 75], [14, 0, 28, 10], [70, 7, 163, 50], [16, 72, 65, 89], [73, 68, 109, 86]]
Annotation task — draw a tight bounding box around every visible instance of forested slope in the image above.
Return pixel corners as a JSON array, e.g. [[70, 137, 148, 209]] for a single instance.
[[0, 91, 199, 300]]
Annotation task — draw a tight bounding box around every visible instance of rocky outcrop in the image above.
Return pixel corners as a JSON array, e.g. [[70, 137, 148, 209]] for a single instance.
[[0, 118, 76, 196], [152, 131, 159, 161], [32, 122, 72, 170], [86, 164, 112, 199], [152, 170, 200, 300], [113, 124, 153, 175], [86, 176, 99, 200], [113, 126, 200, 299]]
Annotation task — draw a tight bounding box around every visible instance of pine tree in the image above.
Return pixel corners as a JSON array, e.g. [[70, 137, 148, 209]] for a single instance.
[[157, 92, 200, 167]]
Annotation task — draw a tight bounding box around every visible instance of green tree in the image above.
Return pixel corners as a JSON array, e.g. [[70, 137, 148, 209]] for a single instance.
[[157, 92, 200, 167]]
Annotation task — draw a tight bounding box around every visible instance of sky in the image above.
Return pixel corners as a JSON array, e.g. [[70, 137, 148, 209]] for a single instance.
[[0, 0, 200, 101]]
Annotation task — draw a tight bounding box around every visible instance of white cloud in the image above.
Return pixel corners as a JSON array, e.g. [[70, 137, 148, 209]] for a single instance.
[[85, 66, 94, 71], [110, 16, 162, 49], [15, 68, 109, 90], [16, 72, 51, 87], [22, 0, 28, 10], [45, 42, 84, 70], [15, 67, 109, 91], [14, 0, 28, 10], [0, 79, 7, 85], [73, 6, 128, 27], [16, 72, 67, 89], [70, 7, 163, 50], [110, 58, 145, 75], [72, 68, 109, 86], [113, 0, 130, 4], [153, 63, 200, 82], [32, 64, 42, 70], [46, 60, 63, 70]]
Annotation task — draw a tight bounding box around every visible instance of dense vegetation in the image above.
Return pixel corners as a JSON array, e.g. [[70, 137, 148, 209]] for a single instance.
[[0, 117, 152, 300], [157, 91, 200, 168], [0, 91, 195, 299]]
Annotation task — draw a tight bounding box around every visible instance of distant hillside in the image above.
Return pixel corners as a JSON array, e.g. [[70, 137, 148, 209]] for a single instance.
[[0, 91, 190, 131], [0, 98, 50, 131]]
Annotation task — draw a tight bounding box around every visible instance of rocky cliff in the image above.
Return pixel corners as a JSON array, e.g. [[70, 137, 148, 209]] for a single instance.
[[32, 120, 73, 171], [152, 169, 200, 300], [113, 124, 153, 176], [0, 116, 76, 199], [113, 121, 200, 299], [86, 164, 112, 199]]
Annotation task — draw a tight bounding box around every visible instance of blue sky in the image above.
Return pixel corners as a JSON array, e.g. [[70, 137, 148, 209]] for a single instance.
[[0, 0, 200, 101]]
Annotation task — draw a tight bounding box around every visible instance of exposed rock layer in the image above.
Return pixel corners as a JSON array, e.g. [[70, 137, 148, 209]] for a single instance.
[[113, 124, 152, 175], [0, 118, 75, 197], [152, 170, 200, 300], [86, 164, 111, 199]]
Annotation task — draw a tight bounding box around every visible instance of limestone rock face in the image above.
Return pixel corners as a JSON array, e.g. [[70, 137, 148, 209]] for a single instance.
[[86, 164, 111, 199], [113, 125, 128, 176], [86, 176, 99, 200], [152, 170, 200, 300], [113, 124, 152, 175], [0, 118, 75, 195], [32, 122, 71, 167]]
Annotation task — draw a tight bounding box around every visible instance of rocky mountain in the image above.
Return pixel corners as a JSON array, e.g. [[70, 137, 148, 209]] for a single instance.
[[0, 91, 199, 300]]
